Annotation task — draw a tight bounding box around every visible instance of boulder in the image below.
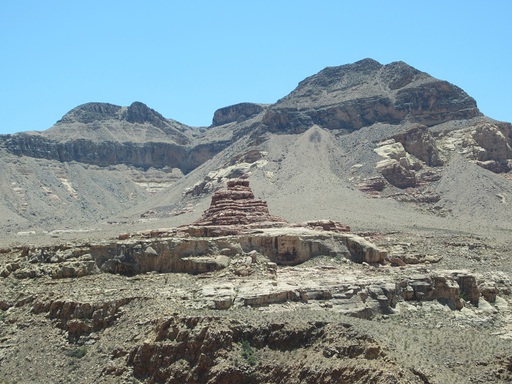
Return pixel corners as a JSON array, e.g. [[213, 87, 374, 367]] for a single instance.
[[379, 160, 417, 188], [392, 126, 444, 166], [375, 141, 418, 189]]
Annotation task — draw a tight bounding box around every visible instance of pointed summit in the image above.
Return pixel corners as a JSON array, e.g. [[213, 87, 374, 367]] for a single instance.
[[125, 101, 169, 128], [56, 102, 122, 124]]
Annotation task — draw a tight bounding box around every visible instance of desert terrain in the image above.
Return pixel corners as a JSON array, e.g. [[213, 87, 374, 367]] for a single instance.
[[0, 58, 511, 383]]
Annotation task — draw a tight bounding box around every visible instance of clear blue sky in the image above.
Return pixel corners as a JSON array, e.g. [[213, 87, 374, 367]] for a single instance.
[[1, 1, 511, 134]]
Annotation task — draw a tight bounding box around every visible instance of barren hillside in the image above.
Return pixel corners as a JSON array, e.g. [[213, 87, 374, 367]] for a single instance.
[[0, 59, 511, 384]]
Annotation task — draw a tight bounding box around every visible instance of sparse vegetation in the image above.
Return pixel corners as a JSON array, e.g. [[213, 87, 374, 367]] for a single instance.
[[1, 57, 512, 384], [65, 346, 87, 359], [240, 340, 256, 366]]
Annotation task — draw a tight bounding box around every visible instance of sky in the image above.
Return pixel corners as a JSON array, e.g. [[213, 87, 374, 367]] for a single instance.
[[1, 1, 511, 134]]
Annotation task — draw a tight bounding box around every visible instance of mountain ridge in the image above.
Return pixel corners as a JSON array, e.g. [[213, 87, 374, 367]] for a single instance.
[[1, 58, 512, 384], [0, 58, 510, 239]]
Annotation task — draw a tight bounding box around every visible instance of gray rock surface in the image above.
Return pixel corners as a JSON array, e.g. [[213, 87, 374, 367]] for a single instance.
[[212, 102, 266, 126], [1, 58, 512, 384], [262, 59, 481, 133]]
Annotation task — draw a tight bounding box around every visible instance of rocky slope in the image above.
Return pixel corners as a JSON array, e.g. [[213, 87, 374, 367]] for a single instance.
[[1, 58, 511, 237], [0, 101, 229, 173], [0, 181, 511, 383], [0, 58, 512, 383], [262, 59, 481, 132]]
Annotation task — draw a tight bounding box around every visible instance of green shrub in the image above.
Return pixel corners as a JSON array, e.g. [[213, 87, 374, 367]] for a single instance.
[[240, 340, 256, 366], [65, 346, 87, 359]]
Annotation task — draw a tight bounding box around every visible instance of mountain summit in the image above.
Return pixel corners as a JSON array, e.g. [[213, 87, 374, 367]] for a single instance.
[[45, 101, 192, 144], [0, 58, 511, 384], [0, 58, 509, 235], [57, 101, 170, 129], [262, 58, 481, 132]]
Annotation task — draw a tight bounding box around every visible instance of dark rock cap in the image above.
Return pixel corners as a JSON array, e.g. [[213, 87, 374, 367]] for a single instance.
[[57, 102, 122, 124], [212, 103, 266, 126], [57, 101, 169, 129]]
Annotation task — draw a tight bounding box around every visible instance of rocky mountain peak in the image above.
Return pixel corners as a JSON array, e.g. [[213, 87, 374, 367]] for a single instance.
[[379, 60, 423, 90], [124, 101, 169, 128], [297, 58, 384, 90], [263, 58, 481, 133], [56, 101, 169, 129], [56, 102, 122, 124]]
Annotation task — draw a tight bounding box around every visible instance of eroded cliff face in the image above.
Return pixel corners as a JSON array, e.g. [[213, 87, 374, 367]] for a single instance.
[[0, 101, 234, 173], [262, 59, 481, 133], [212, 102, 266, 126], [0, 133, 227, 173], [0, 228, 511, 384], [126, 315, 421, 384]]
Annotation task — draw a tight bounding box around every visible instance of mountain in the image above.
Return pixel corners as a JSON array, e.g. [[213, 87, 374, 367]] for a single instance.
[[1, 59, 512, 384], [263, 58, 480, 132], [0, 58, 511, 241]]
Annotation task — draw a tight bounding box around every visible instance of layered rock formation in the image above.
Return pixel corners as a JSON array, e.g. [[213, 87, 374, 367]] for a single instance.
[[262, 59, 481, 133], [0, 101, 229, 173], [126, 315, 422, 384], [193, 178, 286, 227], [0, 59, 485, 175], [1, 58, 511, 234], [47, 101, 191, 144], [212, 102, 266, 126], [0, 232, 504, 316], [1, 59, 512, 384], [0, 133, 228, 173]]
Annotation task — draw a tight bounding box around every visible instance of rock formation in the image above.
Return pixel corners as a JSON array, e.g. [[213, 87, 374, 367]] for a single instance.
[[0, 59, 511, 384], [1, 58, 511, 233], [262, 59, 481, 133], [0, 101, 231, 173], [193, 178, 286, 227], [212, 102, 266, 126]]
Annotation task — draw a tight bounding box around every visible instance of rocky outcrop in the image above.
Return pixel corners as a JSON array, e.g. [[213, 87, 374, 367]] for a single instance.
[[125, 315, 422, 384], [262, 59, 481, 133], [193, 178, 287, 226], [394, 80, 480, 125], [56, 102, 170, 130], [392, 126, 444, 166], [303, 220, 351, 233], [0, 226, 386, 277], [379, 161, 417, 189], [357, 177, 387, 195], [124, 101, 170, 128], [94, 231, 353, 272], [0, 133, 228, 173], [184, 154, 269, 198], [31, 297, 135, 340], [212, 102, 266, 126], [56, 102, 123, 124], [398, 272, 479, 310], [262, 96, 404, 133], [2, 238, 503, 317], [375, 140, 420, 188], [471, 122, 512, 172]]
